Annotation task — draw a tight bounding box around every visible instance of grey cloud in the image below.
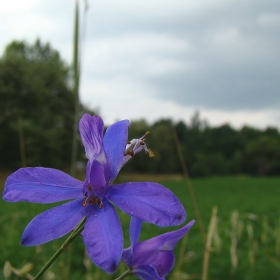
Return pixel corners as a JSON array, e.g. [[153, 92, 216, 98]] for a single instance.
[[149, 62, 280, 111], [85, 0, 280, 111]]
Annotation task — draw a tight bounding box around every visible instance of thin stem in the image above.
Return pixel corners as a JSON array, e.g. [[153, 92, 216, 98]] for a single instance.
[[17, 116, 27, 167], [173, 126, 206, 245], [70, 0, 81, 177], [33, 217, 87, 280], [202, 207, 218, 280], [114, 270, 132, 280]]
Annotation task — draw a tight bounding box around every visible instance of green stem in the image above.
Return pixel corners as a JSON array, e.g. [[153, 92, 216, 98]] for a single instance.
[[70, 0, 81, 177], [114, 270, 132, 280], [33, 217, 87, 280]]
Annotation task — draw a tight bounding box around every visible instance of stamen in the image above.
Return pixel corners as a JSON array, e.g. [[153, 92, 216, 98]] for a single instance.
[[95, 198, 103, 209], [147, 149, 155, 157], [125, 150, 134, 157], [82, 186, 103, 209], [124, 131, 155, 160], [89, 197, 95, 204], [82, 197, 87, 207]]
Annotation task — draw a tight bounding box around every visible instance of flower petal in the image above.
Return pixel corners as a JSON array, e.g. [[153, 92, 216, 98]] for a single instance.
[[151, 251, 174, 277], [122, 247, 133, 268], [103, 119, 129, 182], [132, 220, 194, 275], [79, 114, 104, 162], [3, 167, 83, 203], [134, 251, 174, 278], [106, 182, 186, 226], [135, 220, 195, 252], [130, 217, 142, 247], [21, 199, 87, 245], [122, 217, 142, 269], [89, 160, 107, 198], [83, 198, 123, 273], [133, 265, 164, 280]]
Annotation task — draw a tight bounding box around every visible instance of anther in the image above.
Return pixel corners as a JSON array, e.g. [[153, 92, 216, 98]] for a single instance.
[[89, 197, 95, 205], [82, 197, 87, 207], [125, 150, 134, 157], [87, 183, 91, 190], [148, 149, 155, 157], [95, 198, 103, 209]]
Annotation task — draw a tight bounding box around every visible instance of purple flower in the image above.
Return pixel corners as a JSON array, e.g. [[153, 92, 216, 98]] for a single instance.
[[3, 114, 186, 273], [122, 217, 195, 279]]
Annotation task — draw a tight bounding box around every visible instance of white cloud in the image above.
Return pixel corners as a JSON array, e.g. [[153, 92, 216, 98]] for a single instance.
[[200, 108, 280, 129], [83, 32, 189, 77], [0, 0, 38, 12], [212, 26, 241, 46], [143, 57, 188, 77], [87, 0, 229, 20], [80, 75, 157, 123], [258, 13, 280, 27], [0, 0, 74, 56]]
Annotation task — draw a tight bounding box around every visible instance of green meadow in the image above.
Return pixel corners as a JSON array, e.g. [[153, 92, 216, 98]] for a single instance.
[[1, 175, 280, 279]]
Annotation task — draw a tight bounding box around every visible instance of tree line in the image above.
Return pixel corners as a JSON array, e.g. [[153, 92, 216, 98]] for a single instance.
[[1, 40, 279, 176], [124, 113, 280, 176]]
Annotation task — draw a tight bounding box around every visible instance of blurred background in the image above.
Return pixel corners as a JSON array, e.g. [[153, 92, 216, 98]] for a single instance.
[[1, 0, 280, 279]]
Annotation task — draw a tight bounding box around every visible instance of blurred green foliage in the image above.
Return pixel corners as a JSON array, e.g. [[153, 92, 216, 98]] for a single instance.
[[123, 113, 280, 176], [0, 39, 93, 170]]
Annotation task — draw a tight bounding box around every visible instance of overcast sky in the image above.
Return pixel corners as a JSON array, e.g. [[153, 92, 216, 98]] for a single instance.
[[1, 0, 280, 128]]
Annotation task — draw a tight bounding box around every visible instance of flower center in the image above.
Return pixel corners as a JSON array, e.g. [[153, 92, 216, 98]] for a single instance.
[[82, 183, 103, 209]]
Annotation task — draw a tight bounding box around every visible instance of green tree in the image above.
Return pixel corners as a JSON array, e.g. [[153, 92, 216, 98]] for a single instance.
[[150, 119, 180, 173], [191, 152, 229, 176], [0, 39, 90, 170], [244, 135, 280, 175]]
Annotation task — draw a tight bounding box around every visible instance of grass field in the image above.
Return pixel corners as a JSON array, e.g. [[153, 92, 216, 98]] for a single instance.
[[1, 174, 280, 279]]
